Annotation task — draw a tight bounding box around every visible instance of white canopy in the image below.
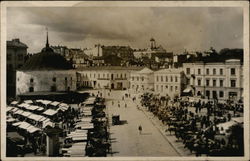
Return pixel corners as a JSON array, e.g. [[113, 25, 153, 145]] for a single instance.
[[232, 117, 243, 124], [43, 109, 58, 116], [217, 121, 237, 134], [12, 121, 22, 126], [24, 100, 33, 104], [50, 101, 60, 107], [18, 122, 31, 129], [27, 126, 41, 133], [10, 101, 18, 105]]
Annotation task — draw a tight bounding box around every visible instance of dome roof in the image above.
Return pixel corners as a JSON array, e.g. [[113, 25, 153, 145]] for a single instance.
[[20, 50, 73, 71], [20, 31, 73, 71]]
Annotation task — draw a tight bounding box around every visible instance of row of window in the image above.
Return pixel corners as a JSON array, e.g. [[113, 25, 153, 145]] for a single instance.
[[131, 76, 146, 81], [186, 67, 236, 75], [82, 73, 127, 79], [29, 77, 72, 83], [203, 90, 238, 98], [7, 54, 24, 61], [156, 75, 178, 83], [156, 85, 178, 92]]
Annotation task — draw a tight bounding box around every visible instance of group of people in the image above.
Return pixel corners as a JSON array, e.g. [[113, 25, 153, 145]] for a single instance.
[[140, 93, 244, 156]]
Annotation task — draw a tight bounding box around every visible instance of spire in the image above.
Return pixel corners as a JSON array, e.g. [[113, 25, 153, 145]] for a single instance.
[[46, 27, 49, 48]]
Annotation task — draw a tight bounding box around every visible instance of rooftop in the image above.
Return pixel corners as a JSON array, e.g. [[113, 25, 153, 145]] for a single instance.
[[7, 39, 28, 48], [77, 66, 144, 71]]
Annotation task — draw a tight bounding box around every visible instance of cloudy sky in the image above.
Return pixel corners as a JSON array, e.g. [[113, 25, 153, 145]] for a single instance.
[[7, 7, 243, 54]]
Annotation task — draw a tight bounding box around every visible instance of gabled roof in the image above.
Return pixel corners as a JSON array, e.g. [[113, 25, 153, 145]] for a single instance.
[[136, 67, 154, 74]]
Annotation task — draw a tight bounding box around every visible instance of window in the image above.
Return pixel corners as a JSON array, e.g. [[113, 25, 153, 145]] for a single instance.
[[132, 77, 134, 81], [161, 85, 163, 92], [175, 76, 178, 82], [18, 54, 23, 61], [161, 76, 163, 82], [53, 77, 56, 82], [156, 85, 159, 91], [142, 76, 144, 81], [206, 69, 209, 75], [198, 79, 201, 86], [186, 68, 190, 75], [213, 69, 216, 75], [206, 79, 210, 86], [7, 54, 11, 61], [170, 86, 173, 91], [220, 69, 223, 75], [94, 74, 95, 78], [156, 76, 159, 82], [121, 74, 123, 78], [198, 69, 201, 75], [175, 86, 178, 91], [231, 68, 236, 75], [137, 77, 139, 81], [170, 76, 173, 82], [187, 78, 190, 85], [213, 80, 216, 87], [231, 80, 236, 87], [219, 91, 224, 98], [30, 78, 34, 83], [103, 73, 105, 78], [29, 87, 34, 92], [206, 90, 210, 98], [65, 77, 67, 80], [165, 85, 168, 89], [165, 76, 168, 82], [124, 74, 127, 78], [98, 74, 100, 78], [220, 80, 223, 87]]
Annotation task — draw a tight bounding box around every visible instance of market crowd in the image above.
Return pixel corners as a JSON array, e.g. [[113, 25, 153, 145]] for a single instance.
[[140, 93, 244, 156]]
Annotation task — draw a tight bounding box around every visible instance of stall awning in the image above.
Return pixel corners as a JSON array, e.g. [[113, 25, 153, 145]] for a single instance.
[[27, 105, 39, 111], [24, 100, 33, 104], [12, 121, 22, 126], [7, 106, 14, 112], [79, 117, 92, 122], [232, 117, 243, 124], [43, 109, 58, 116], [28, 114, 44, 121], [21, 111, 32, 117], [18, 122, 32, 129], [26, 126, 41, 133], [11, 101, 18, 105], [50, 101, 60, 107], [15, 109, 24, 115], [75, 123, 94, 129], [217, 121, 237, 134]]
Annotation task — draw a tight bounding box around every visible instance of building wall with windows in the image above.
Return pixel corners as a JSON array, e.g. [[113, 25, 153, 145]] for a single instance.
[[130, 67, 154, 93], [77, 67, 142, 90], [183, 59, 243, 101], [16, 70, 77, 95], [7, 39, 28, 98], [154, 68, 186, 98]]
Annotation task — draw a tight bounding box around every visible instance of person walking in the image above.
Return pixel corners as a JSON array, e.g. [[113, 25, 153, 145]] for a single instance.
[[138, 125, 142, 134]]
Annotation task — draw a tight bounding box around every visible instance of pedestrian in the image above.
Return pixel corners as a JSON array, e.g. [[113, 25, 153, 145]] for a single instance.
[[138, 125, 142, 134], [125, 103, 127, 108]]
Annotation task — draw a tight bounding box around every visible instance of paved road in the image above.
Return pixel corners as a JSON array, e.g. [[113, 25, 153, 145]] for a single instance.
[[97, 90, 179, 157]]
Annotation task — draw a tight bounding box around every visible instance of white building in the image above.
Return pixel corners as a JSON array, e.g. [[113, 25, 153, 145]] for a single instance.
[[154, 68, 186, 98], [130, 67, 154, 93], [77, 66, 143, 90], [182, 59, 243, 101], [16, 35, 76, 95], [84, 44, 103, 57]]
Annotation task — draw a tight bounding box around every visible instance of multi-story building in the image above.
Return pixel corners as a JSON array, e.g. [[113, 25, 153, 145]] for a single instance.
[[130, 67, 154, 93], [154, 68, 186, 98], [183, 59, 243, 101], [76, 66, 143, 90], [7, 38, 28, 98]]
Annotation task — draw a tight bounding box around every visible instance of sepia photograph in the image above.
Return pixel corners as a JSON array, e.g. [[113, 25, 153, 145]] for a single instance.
[[1, 1, 249, 160]]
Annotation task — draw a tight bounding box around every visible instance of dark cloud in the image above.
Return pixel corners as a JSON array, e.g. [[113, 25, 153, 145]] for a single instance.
[[7, 6, 243, 53]]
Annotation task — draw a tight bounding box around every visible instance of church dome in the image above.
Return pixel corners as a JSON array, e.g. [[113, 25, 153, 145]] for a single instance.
[[20, 31, 73, 71]]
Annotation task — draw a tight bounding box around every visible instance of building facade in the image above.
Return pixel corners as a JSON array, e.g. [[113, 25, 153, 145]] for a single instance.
[[183, 59, 243, 101], [16, 33, 76, 96], [76, 66, 142, 90], [7, 39, 28, 98], [154, 68, 186, 98], [130, 67, 154, 93]]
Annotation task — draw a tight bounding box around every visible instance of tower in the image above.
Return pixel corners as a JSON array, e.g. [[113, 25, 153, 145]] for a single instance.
[[46, 27, 50, 48], [150, 38, 156, 49]]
